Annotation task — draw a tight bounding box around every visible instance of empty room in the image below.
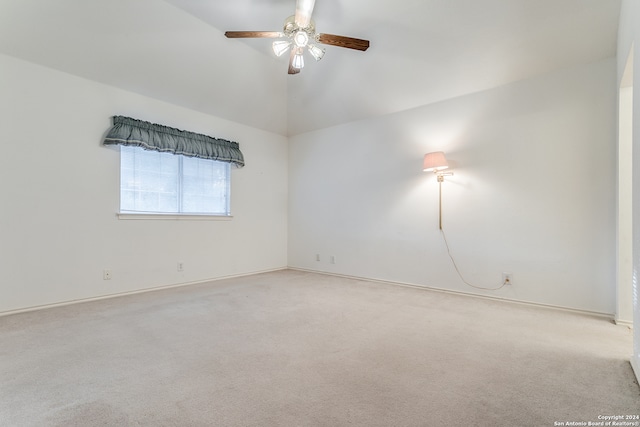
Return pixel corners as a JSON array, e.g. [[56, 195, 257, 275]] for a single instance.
[[1, 0, 640, 425]]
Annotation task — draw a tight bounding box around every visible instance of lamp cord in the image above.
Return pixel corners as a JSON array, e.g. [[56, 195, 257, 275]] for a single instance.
[[440, 228, 507, 291]]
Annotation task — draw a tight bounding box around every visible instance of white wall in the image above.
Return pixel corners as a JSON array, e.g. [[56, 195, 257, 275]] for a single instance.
[[289, 58, 616, 314], [0, 53, 288, 313], [0, 43, 620, 321], [617, 0, 640, 383]]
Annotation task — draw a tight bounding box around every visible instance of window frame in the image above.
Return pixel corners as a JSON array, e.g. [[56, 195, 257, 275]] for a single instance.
[[117, 145, 233, 220]]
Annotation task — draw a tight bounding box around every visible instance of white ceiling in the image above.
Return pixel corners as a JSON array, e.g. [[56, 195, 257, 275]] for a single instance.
[[0, 0, 621, 136]]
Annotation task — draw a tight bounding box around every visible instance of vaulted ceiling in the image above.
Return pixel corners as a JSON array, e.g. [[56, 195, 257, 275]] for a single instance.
[[0, 0, 621, 136]]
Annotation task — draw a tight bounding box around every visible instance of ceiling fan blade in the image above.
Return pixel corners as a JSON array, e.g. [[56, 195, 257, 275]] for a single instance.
[[318, 33, 370, 51], [294, 0, 316, 28], [288, 49, 301, 75], [224, 31, 283, 39]]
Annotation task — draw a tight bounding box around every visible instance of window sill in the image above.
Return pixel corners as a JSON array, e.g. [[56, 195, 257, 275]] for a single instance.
[[117, 212, 233, 221]]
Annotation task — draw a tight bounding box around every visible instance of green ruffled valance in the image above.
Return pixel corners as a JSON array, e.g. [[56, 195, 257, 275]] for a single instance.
[[103, 116, 245, 168]]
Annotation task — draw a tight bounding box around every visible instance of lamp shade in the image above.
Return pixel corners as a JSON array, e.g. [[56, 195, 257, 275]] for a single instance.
[[272, 40, 291, 57], [292, 52, 305, 69], [423, 151, 449, 172], [308, 44, 325, 61]]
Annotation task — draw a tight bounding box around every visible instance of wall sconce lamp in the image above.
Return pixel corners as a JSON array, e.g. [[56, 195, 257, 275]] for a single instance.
[[423, 153, 506, 290], [423, 151, 453, 230]]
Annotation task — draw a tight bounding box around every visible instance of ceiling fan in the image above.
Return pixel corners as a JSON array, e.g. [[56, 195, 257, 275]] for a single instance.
[[225, 0, 370, 75]]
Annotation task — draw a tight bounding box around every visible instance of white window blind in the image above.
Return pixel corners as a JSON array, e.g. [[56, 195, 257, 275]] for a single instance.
[[120, 145, 231, 215]]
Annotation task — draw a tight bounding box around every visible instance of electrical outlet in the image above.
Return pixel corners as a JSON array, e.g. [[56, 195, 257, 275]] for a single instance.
[[316, 254, 320, 262], [103, 269, 112, 280], [502, 272, 513, 285], [330, 255, 336, 264], [177, 262, 184, 272]]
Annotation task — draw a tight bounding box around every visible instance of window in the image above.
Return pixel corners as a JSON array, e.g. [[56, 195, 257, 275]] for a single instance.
[[103, 115, 244, 217], [120, 145, 231, 215]]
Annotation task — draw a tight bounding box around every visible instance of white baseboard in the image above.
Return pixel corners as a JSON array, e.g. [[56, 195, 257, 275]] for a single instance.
[[615, 318, 634, 328], [0, 267, 287, 317], [288, 267, 615, 321], [1, 266, 619, 324]]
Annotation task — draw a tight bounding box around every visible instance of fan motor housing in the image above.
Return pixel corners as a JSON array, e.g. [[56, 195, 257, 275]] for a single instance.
[[284, 15, 316, 40]]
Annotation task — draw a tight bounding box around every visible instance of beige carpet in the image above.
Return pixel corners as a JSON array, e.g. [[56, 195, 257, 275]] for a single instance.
[[1, 269, 638, 426]]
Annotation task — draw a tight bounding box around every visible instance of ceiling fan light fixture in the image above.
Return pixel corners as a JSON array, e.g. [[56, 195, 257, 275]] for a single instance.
[[224, 1, 370, 75], [272, 40, 292, 57], [308, 44, 325, 61], [293, 30, 309, 47], [292, 51, 305, 69]]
